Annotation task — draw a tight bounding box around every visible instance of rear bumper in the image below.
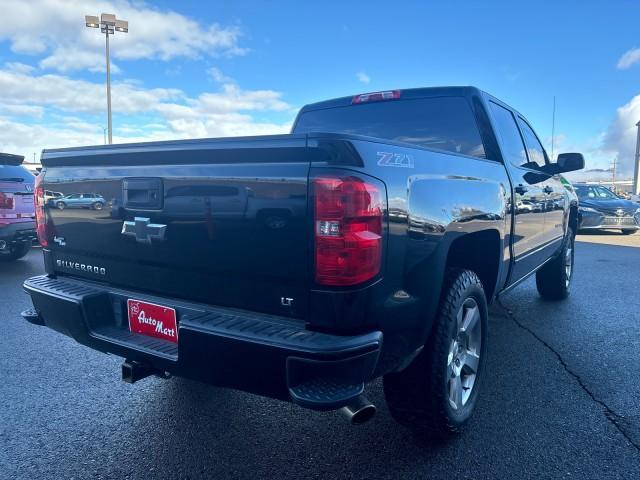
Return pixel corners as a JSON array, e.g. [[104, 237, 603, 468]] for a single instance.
[[23, 275, 382, 410], [0, 221, 37, 244]]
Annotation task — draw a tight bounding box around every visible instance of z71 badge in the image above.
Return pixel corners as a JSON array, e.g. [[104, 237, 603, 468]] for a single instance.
[[377, 151, 415, 168]]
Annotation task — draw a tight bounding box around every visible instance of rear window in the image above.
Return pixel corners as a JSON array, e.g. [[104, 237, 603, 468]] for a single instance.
[[0, 164, 34, 183], [294, 96, 486, 158]]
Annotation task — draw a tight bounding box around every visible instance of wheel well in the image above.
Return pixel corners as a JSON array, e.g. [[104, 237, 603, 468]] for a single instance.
[[445, 230, 501, 301]]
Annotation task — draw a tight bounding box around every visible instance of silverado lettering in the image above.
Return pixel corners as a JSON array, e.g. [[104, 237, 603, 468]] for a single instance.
[[23, 86, 584, 436], [56, 259, 106, 275]]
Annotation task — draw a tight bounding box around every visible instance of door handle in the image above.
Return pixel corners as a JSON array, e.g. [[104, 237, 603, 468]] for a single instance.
[[515, 184, 528, 195], [543, 186, 553, 194]]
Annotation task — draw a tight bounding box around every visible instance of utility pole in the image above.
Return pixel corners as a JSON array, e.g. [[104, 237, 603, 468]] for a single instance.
[[634, 121, 640, 195], [551, 96, 556, 160]]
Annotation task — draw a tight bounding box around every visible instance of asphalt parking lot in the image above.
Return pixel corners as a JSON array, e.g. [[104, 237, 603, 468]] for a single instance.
[[1, 232, 639, 479]]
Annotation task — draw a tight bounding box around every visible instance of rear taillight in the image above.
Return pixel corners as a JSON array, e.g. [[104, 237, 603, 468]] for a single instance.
[[34, 175, 51, 247], [0, 192, 14, 209], [314, 174, 384, 286]]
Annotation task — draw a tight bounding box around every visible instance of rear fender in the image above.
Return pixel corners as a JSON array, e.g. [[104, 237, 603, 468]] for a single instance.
[[400, 173, 509, 347]]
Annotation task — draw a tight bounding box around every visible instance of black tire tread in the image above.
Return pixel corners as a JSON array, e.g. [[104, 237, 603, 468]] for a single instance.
[[535, 227, 574, 300], [383, 268, 486, 437]]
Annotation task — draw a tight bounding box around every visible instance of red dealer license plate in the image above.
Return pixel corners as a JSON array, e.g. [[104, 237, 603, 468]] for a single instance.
[[127, 299, 178, 343]]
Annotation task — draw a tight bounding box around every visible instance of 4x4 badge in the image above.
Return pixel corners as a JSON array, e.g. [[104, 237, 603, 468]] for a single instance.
[[121, 217, 166, 244]]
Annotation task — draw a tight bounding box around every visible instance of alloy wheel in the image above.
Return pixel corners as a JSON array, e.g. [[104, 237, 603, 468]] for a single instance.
[[447, 297, 482, 411], [565, 242, 573, 288]]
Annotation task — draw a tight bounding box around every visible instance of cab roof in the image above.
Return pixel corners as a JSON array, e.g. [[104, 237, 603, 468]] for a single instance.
[[298, 86, 487, 114]]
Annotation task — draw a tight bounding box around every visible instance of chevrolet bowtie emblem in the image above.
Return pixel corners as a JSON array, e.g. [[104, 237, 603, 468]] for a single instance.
[[121, 217, 166, 244]]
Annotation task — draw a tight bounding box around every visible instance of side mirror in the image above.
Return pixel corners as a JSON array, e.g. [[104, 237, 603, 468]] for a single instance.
[[555, 153, 584, 173]]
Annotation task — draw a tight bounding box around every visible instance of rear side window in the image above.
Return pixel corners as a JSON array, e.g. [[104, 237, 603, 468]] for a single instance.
[[517, 118, 548, 168], [0, 164, 34, 183], [294, 96, 486, 158], [488, 102, 529, 168]]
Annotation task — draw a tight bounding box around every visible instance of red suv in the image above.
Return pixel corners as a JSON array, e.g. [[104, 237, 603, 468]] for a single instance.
[[0, 153, 37, 262]]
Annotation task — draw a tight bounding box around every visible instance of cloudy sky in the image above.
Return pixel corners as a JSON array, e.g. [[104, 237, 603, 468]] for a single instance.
[[1, 0, 640, 178]]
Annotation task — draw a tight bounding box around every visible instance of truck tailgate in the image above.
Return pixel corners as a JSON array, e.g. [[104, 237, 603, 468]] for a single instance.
[[40, 136, 314, 319]]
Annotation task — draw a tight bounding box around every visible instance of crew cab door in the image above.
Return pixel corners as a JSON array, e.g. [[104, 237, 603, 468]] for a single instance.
[[488, 101, 548, 282], [516, 118, 567, 247]]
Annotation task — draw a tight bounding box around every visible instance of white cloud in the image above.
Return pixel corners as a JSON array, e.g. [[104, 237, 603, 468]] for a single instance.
[[356, 71, 371, 84], [197, 84, 290, 113], [208, 67, 234, 83], [5, 62, 36, 74], [617, 48, 640, 70], [0, 69, 182, 113], [0, 104, 44, 118], [0, 116, 103, 154], [599, 93, 640, 175], [0, 64, 293, 159], [0, 0, 247, 73], [555, 93, 640, 182], [39, 47, 122, 74]]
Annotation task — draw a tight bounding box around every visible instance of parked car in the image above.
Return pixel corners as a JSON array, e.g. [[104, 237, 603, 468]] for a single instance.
[[0, 153, 36, 261], [52, 193, 106, 210], [44, 190, 64, 204], [23, 86, 583, 438], [574, 183, 640, 234], [516, 199, 540, 213]]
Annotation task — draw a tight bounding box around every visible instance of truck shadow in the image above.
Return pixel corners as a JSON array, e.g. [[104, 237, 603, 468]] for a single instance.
[[9, 242, 639, 479], [113, 295, 611, 478], [109, 240, 640, 478]]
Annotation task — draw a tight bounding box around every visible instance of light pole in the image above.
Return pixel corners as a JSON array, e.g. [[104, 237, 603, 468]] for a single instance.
[[634, 120, 640, 195], [85, 13, 128, 145]]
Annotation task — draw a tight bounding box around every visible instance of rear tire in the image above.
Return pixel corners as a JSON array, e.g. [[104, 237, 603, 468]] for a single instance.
[[621, 229, 636, 235], [383, 269, 488, 438], [56, 201, 66, 210], [536, 227, 575, 300], [0, 242, 31, 262], [92, 202, 104, 210]]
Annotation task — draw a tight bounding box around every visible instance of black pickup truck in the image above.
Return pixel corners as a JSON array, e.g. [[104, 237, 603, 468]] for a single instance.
[[23, 87, 583, 436]]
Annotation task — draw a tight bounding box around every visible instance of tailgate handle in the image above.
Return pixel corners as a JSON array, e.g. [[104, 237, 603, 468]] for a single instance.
[[123, 178, 163, 210]]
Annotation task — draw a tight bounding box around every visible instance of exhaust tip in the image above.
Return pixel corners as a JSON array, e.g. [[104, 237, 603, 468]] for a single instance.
[[350, 404, 377, 425], [340, 395, 377, 425]]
